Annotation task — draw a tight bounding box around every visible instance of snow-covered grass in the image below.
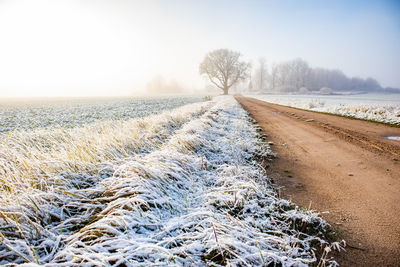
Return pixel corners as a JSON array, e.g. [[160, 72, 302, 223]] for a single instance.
[[0, 99, 211, 210], [248, 94, 400, 125], [0, 96, 343, 266], [0, 96, 202, 133]]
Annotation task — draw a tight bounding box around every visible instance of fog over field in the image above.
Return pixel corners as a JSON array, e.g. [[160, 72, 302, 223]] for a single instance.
[[0, 0, 399, 97]]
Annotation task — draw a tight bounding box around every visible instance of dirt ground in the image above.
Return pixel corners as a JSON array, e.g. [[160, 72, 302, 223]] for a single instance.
[[235, 96, 400, 267]]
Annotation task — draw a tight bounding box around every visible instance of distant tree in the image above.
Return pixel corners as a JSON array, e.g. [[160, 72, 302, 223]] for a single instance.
[[269, 63, 279, 90], [199, 49, 250, 95], [240, 55, 388, 94], [291, 58, 310, 89], [364, 77, 381, 91], [264, 58, 383, 93], [319, 87, 333, 95], [248, 79, 253, 92], [146, 75, 165, 94], [299, 87, 309, 94], [146, 75, 182, 94], [254, 57, 267, 92]]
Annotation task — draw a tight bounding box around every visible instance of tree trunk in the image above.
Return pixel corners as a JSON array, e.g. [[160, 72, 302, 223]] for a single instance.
[[223, 87, 229, 95]]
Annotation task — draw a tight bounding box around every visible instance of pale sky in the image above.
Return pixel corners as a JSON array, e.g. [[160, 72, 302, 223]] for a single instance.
[[0, 0, 399, 97]]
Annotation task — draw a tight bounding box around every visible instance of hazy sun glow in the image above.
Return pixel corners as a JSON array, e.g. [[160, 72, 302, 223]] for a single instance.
[[0, 0, 210, 97], [0, 0, 399, 97]]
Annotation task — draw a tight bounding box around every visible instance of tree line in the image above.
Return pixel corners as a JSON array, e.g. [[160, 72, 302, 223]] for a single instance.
[[249, 57, 398, 94], [199, 49, 399, 95]]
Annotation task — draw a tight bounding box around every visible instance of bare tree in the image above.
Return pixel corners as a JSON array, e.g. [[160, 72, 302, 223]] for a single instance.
[[254, 57, 268, 92], [260, 56, 384, 93], [247, 72, 253, 92], [269, 63, 278, 91], [146, 75, 182, 95], [290, 58, 310, 89], [199, 49, 249, 95]]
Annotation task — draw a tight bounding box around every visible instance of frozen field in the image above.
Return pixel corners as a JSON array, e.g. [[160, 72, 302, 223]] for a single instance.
[[0, 96, 342, 266], [247, 94, 400, 125], [0, 96, 202, 133]]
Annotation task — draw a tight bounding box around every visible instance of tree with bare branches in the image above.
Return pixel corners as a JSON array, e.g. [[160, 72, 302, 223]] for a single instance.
[[254, 57, 268, 92], [199, 49, 249, 95]]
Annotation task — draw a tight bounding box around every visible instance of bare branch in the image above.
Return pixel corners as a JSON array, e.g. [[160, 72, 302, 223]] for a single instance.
[[199, 49, 249, 95]]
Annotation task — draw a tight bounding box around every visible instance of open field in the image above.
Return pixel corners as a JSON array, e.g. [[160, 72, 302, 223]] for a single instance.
[[0, 96, 342, 266], [236, 96, 400, 266], [247, 94, 400, 126], [0, 96, 203, 133]]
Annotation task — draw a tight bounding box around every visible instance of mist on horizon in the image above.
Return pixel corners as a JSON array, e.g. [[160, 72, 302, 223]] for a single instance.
[[0, 0, 399, 97]]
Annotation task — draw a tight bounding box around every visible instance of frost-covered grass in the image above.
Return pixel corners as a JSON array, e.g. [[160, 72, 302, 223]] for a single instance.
[[0, 96, 342, 266], [0, 99, 210, 206], [248, 94, 400, 125], [0, 96, 202, 133]]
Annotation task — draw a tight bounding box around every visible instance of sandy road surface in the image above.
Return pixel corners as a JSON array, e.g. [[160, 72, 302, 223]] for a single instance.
[[235, 96, 400, 266]]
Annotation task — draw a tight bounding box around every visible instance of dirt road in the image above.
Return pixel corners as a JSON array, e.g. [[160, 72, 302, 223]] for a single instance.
[[235, 96, 400, 266]]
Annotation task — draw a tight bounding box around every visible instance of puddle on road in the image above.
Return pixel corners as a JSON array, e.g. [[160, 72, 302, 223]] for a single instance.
[[385, 136, 400, 141]]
